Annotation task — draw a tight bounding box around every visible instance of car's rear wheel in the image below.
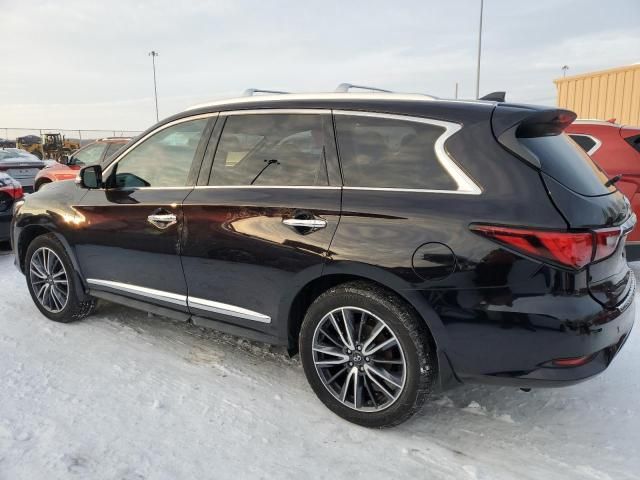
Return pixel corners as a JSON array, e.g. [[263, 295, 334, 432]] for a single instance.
[[25, 234, 96, 323], [299, 281, 436, 428]]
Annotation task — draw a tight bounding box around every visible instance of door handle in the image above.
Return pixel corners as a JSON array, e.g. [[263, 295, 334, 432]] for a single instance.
[[147, 213, 177, 230], [282, 218, 327, 229]]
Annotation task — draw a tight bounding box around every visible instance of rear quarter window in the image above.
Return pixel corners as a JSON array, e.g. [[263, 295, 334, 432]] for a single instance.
[[520, 134, 613, 196], [334, 114, 458, 190]]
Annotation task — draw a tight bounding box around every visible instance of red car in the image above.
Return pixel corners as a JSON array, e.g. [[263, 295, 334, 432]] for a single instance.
[[566, 120, 640, 258], [34, 137, 131, 191]]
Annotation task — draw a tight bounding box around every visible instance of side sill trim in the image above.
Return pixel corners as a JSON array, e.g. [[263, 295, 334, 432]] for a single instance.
[[86, 279, 271, 323], [86, 279, 187, 306], [188, 296, 272, 324]]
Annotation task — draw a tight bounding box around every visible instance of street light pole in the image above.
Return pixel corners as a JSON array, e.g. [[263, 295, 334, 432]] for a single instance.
[[475, 0, 484, 99], [149, 51, 159, 122]]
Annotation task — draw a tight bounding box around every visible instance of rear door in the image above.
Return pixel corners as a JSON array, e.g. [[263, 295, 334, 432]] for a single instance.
[[180, 110, 341, 341]]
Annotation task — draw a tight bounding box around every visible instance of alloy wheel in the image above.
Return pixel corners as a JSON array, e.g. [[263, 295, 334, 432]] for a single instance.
[[312, 306, 407, 412], [29, 247, 69, 313]]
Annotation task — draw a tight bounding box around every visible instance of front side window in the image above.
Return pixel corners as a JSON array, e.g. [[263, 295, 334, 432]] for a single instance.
[[72, 143, 106, 166], [334, 115, 458, 190], [209, 114, 328, 186], [112, 118, 208, 188]]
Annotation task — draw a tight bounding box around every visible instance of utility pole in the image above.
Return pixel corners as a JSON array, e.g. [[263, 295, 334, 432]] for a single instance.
[[149, 51, 159, 122], [475, 0, 484, 99], [562, 65, 569, 78]]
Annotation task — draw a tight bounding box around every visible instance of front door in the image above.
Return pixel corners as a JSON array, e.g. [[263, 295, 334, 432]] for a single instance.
[[181, 111, 342, 341], [72, 115, 214, 310]]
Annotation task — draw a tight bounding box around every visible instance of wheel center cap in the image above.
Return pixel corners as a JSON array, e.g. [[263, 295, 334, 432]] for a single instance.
[[352, 353, 363, 364]]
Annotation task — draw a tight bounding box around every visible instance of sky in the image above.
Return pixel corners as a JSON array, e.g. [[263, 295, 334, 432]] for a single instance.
[[0, 0, 638, 133]]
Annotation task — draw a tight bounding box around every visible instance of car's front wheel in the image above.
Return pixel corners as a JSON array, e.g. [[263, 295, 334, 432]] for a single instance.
[[25, 234, 96, 322], [299, 281, 436, 428]]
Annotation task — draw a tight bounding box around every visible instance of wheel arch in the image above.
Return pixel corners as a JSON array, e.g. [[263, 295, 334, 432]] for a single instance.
[[285, 265, 449, 355], [17, 225, 88, 297], [34, 177, 52, 191]]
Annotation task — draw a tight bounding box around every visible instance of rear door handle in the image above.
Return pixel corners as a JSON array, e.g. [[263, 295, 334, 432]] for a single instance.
[[282, 218, 327, 229], [148, 213, 177, 229]]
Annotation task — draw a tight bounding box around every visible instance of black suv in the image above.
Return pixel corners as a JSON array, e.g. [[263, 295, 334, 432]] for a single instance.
[[11, 90, 636, 427]]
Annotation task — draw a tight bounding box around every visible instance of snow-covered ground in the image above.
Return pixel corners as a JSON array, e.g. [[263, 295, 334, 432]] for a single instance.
[[1, 247, 639, 480]]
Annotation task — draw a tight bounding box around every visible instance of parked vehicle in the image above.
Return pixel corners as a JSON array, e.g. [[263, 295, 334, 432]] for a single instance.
[[0, 172, 23, 242], [0, 148, 45, 193], [11, 89, 636, 427], [34, 137, 131, 191], [566, 120, 640, 259]]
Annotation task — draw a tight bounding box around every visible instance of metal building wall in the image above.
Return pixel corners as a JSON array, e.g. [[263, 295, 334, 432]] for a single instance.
[[555, 64, 640, 125]]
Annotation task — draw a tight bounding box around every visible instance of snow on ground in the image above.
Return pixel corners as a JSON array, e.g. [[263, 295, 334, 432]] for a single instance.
[[1, 247, 639, 480]]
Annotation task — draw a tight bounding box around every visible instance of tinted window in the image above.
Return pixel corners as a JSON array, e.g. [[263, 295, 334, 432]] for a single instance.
[[520, 134, 611, 196], [113, 118, 207, 188], [72, 143, 106, 166], [209, 114, 328, 186], [569, 134, 597, 153], [334, 115, 457, 190]]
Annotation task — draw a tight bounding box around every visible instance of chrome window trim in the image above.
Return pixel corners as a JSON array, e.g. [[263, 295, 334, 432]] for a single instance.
[[192, 185, 340, 190], [188, 297, 271, 323], [86, 279, 187, 306], [220, 108, 329, 116], [86, 279, 272, 323], [332, 110, 482, 195], [342, 186, 478, 195], [568, 133, 602, 156], [102, 112, 218, 178]]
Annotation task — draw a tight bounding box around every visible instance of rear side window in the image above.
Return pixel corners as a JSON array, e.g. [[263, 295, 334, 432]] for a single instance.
[[334, 115, 457, 190], [520, 134, 611, 196], [568, 134, 598, 154], [209, 114, 328, 186]]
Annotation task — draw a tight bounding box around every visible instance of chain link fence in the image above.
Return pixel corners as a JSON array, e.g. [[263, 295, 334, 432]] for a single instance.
[[0, 128, 142, 148]]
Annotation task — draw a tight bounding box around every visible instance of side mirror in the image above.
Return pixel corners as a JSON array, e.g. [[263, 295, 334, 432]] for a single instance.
[[76, 165, 103, 189], [60, 155, 70, 165]]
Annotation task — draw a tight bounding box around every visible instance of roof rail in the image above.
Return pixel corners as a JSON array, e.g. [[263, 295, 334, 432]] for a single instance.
[[335, 83, 393, 93], [243, 88, 290, 97]]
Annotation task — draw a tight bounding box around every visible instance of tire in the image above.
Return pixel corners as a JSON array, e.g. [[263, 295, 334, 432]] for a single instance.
[[25, 234, 96, 323], [299, 281, 436, 428], [35, 179, 51, 191]]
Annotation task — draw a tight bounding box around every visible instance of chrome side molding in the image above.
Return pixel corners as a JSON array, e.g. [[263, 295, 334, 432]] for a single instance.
[[188, 296, 271, 323], [86, 279, 271, 323]]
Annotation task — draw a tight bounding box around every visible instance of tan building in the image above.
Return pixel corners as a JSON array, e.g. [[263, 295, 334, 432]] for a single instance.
[[555, 64, 640, 125]]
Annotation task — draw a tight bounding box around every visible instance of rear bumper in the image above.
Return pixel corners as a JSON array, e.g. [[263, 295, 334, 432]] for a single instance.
[[439, 277, 636, 388]]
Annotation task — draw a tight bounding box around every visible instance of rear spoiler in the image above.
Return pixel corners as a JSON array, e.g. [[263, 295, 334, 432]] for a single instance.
[[492, 105, 577, 168]]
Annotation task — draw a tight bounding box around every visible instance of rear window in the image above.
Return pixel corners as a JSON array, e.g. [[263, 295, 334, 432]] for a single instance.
[[334, 115, 457, 190], [520, 134, 612, 196], [568, 134, 598, 154]]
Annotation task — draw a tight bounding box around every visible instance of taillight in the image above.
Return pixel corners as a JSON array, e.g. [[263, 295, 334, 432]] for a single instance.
[[0, 182, 23, 212], [470, 224, 623, 270]]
